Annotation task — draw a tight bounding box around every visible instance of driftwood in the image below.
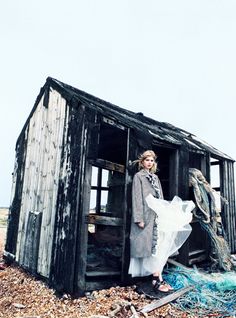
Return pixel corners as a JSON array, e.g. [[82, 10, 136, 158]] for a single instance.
[[167, 258, 189, 269], [140, 286, 194, 314]]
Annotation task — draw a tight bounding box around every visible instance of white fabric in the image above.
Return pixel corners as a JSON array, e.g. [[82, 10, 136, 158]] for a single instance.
[[129, 195, 194, 277]]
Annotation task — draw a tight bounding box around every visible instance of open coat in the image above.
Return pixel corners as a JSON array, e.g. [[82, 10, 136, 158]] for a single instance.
[[129, 170, 164, 258]]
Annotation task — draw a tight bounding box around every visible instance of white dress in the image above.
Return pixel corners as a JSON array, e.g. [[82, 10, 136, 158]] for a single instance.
[[128, 195, 194, 277]]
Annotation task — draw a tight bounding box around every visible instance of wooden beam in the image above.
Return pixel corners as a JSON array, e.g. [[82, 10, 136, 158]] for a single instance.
[[210, 160, 220, 166], [188, 249, 206, 257], [140, 286, 194, 314], [167, 258, 189, 270], [86, 270, 120, 277], [189, 254, 207, 265], [3, 251, 15, 262], [90, 158, 125, 173], [85, 214, 123, 226], [102, 116, 126, 130], [85, 280, 120, 291]]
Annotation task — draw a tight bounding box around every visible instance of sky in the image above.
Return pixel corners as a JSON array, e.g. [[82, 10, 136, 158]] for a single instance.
[[1, 0, 236, 206]]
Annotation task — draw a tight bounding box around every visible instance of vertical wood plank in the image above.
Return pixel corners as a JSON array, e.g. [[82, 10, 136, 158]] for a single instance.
[[37, 90, 67, 277], [5, 128, 29, 257], [169, 149, 178, 199], [229, 162, 236, 252], [49, 100, 86, 293], [22, 211, 42, 273], [121, 127, 130, 282], [75, 109, 97, 294], [176, 147, 190, 265], [223, 161, 236, 252]]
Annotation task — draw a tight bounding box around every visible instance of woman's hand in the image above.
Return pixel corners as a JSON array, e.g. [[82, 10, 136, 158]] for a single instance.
[[137, 221, 145, 228]]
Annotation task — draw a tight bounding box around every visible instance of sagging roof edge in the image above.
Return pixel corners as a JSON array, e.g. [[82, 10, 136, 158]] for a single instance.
[[15, 77, 235, 162]]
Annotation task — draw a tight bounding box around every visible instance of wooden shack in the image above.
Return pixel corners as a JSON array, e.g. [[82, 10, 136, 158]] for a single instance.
[[5, 77, 236, 295]]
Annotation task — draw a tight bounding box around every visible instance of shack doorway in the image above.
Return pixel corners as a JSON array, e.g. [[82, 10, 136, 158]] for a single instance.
[[86, 166, 125, 277], [76, 116, 129, 291], [188, 152, 211, 265], [152, 145, 178, 200]]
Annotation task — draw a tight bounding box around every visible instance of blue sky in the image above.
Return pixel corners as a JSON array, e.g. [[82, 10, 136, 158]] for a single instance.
[[1, 0, 236, 206]]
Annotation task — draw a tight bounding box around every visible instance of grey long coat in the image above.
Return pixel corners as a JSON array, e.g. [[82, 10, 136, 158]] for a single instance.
[[130, 169, 163, 258]]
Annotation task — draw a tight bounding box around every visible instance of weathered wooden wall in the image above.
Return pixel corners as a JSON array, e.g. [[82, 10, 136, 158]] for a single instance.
[[15, 89, 67, 277], [49, 98, 88, 293], [5, 128, 29, 258], [221, 160, 236, 252]]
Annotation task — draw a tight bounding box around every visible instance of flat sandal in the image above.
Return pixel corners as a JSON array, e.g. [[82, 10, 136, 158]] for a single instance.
[[161, 279, 174, 291], [152, 279, 169, 293]]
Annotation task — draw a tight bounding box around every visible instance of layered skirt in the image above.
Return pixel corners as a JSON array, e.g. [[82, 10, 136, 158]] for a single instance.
[[128, 195, 195, 277]]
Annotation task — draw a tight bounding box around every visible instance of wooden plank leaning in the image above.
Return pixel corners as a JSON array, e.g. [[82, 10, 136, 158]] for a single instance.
[[140, 285, 194, 314]]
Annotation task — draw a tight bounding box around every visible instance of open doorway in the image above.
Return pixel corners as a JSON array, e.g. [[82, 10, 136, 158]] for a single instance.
[[85, 117, 128, 278], [152, 145, 177, 200]]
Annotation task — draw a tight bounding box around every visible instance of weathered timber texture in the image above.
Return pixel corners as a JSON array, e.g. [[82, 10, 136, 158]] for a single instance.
[[5, 128, 29, 256], [140, 286, 194, 313], [49, 99, 86, 293], [221, 160, 236, 251], [85, 215, 123, 226], [22, 211, 42, 273], [15, 90, 67, 278]]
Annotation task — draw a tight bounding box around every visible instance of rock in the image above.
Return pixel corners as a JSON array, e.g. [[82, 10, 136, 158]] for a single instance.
[[12, 302, 26, 309]]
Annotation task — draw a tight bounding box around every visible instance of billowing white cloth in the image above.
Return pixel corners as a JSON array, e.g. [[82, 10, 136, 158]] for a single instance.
[[129, 195, 194, 277]]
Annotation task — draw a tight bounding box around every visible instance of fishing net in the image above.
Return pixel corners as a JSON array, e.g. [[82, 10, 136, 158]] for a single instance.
[[163, 266, 236, 317]]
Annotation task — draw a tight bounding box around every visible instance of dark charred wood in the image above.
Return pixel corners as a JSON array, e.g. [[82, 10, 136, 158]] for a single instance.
[[90, 159, 125, 173], [85, 215, 123, 227]]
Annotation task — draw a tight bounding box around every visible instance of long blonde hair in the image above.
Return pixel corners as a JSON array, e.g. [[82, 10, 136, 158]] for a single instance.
[[134, 150, 157, 173]]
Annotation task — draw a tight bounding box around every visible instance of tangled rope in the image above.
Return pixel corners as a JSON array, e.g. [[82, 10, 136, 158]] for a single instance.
[[164, 267, 236, 317]]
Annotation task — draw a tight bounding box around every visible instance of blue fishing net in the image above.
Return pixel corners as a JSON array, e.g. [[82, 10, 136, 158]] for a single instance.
[[163, 267, 236, 317]]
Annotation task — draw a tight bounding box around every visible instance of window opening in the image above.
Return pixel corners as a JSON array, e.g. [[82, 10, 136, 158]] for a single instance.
[[210, 161, 220, 189], [210, 157, 221, 212], [90, 166, 109, 214], [87, 166, 125, 275]]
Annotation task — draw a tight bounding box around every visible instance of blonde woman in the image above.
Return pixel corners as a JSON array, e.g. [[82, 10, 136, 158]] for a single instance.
[[128, 150, 171, 292], [129, 150, 193, 292]]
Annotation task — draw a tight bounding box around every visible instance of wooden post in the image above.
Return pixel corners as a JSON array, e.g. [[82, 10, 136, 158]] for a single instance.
[[176, 148, 190, 266]]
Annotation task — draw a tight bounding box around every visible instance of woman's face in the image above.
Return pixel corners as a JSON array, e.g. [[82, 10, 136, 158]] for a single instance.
[[142, 156, 155, 170]]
